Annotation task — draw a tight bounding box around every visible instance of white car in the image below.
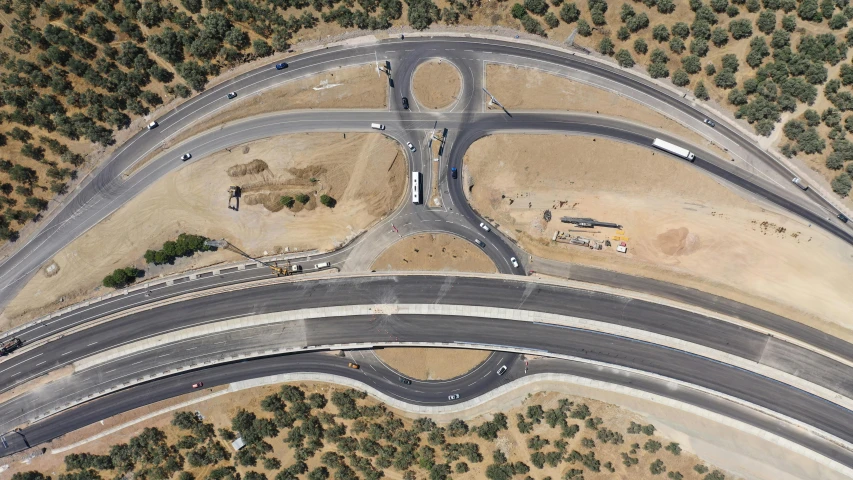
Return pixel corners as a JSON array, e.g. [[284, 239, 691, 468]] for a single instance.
[[180, 153, 192, 161], [496, 365, 507, 375], [448, 393, 460, 400], [479, 222, 491, 232], [147, 121, 158, 130], [407, 142, 416, 152], [510, 257, 519, 268]]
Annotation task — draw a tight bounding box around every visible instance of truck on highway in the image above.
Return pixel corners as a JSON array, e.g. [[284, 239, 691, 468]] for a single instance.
[[652, 138, 695, 162], [0, 337, 22, 355]]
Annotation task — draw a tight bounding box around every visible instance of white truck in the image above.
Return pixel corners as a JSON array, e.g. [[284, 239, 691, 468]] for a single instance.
[[652, 138, 695, 162]]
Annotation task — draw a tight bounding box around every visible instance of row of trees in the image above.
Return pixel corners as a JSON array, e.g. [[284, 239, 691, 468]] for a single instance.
[[12, 385, 730, 480], [143, 233, 214, 265]]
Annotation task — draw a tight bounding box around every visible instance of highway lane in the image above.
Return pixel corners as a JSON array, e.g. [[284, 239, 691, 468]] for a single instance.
[[4, 316, 853, 467], [3, 276, 853, 436], [1, 36, 850, 308]]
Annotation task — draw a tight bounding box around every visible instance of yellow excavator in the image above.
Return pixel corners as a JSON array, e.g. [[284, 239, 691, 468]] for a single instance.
[[204, 239, 293, 277]]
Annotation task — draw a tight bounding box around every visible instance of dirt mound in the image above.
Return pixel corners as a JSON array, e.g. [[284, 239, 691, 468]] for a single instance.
[[656, 227, 701, 256], [227, 159, 269, 177]]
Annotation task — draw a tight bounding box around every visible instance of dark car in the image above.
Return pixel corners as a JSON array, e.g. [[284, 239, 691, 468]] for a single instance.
[[703, 118, 716, 127], [275, 62, 288, 70], [839, 213, 849, 223], [227, 92, 237, 99], [402, 97, 409, 109], [399, 377, 412, 385], [451, 167, 457, 179]]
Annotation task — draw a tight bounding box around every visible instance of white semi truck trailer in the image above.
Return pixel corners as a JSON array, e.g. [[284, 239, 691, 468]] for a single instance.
[[652, 138, 695, 162]]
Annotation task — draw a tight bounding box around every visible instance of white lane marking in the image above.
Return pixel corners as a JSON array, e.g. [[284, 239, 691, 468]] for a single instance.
[[87, 342, 98, 346], [61, 351, 73, 356], [0, 353, 42, 373]]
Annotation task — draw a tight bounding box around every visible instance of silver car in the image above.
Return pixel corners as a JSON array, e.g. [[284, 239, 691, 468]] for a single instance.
[[448, 393, 460, 400], [479, 222, 491, 232]]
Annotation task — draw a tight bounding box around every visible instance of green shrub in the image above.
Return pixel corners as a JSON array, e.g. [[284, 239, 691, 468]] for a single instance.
[[102, 266, 142, 289], [320, 194, 337, 208], [280, 195, 295, 208]]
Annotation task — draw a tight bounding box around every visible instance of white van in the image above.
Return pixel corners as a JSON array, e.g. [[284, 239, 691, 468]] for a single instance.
[[371, 123, 385, 130], [315, 262, 331, 269]]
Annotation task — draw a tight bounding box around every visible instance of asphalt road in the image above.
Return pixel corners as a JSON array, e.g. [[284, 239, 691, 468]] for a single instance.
[[3, 276, 853, 464], [4, 316, 853, 468], [0, 37, 850, 308]]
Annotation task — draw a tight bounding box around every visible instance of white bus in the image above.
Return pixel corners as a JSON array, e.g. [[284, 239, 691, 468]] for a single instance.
[[652, 138, 695, 161], [412, 172, 421, 204]]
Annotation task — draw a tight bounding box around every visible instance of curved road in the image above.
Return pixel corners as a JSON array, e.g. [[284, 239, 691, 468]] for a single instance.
[[0, 37, 850, 307]]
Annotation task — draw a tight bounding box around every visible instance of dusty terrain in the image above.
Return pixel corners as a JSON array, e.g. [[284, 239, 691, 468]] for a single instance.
[[373, 348, 491, 380], [464, 134, 853, 340], [3, 378, 743, 480], [2, 133, 405, 326], [485, 64, 730, 160], [412, 60, 462, 110], [133, 63, 388, 173], [371, 233, 496, 273]]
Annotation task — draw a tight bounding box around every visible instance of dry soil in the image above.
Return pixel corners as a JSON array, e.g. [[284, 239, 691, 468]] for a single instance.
[[2, 380, 743, 480], [485, 64, 730, 160], [464, 134, 853, 340], [373, 348, 491, 381], [411, 59, 462, 110], [2, 133, 406, 326], [133, 63, 388, 174], [370, 232, 496, 273]]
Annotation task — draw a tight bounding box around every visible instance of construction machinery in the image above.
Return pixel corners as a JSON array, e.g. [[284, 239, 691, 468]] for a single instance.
[[227, 186, 241, 211], [204, 239, 294, 277]]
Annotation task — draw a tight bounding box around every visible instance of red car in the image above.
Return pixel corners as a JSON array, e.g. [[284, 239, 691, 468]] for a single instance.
[[192, 382, 203, 388]]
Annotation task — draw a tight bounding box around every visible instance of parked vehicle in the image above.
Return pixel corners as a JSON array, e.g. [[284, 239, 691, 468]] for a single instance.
[[275, 63, 288, 70], [181, 153, 192, 161], [496, 365, 508, 375], [227, 92, 237, 99]]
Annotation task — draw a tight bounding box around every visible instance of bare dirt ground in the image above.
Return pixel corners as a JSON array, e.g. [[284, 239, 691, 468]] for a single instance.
[[371, 233, 496, 273], [2, 133, 405, 327], [373, 348, 491, 380], [4, 379, 745, 480], [412, 60, 462, 110], [485, 64, 731, 161], [464, 134, 853, 341], [132, 63, 387, 174]]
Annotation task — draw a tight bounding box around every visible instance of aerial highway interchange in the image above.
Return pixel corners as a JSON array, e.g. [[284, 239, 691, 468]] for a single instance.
[[1, 35, 853, 474]]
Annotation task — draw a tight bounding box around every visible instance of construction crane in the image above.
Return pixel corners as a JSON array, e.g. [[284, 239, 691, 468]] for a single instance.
[[204, 239, 293, 276]]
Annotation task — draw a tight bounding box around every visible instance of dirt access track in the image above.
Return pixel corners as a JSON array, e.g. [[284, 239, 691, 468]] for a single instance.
[[2, 133, 405, 326], [464, 134, 853, 342]]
